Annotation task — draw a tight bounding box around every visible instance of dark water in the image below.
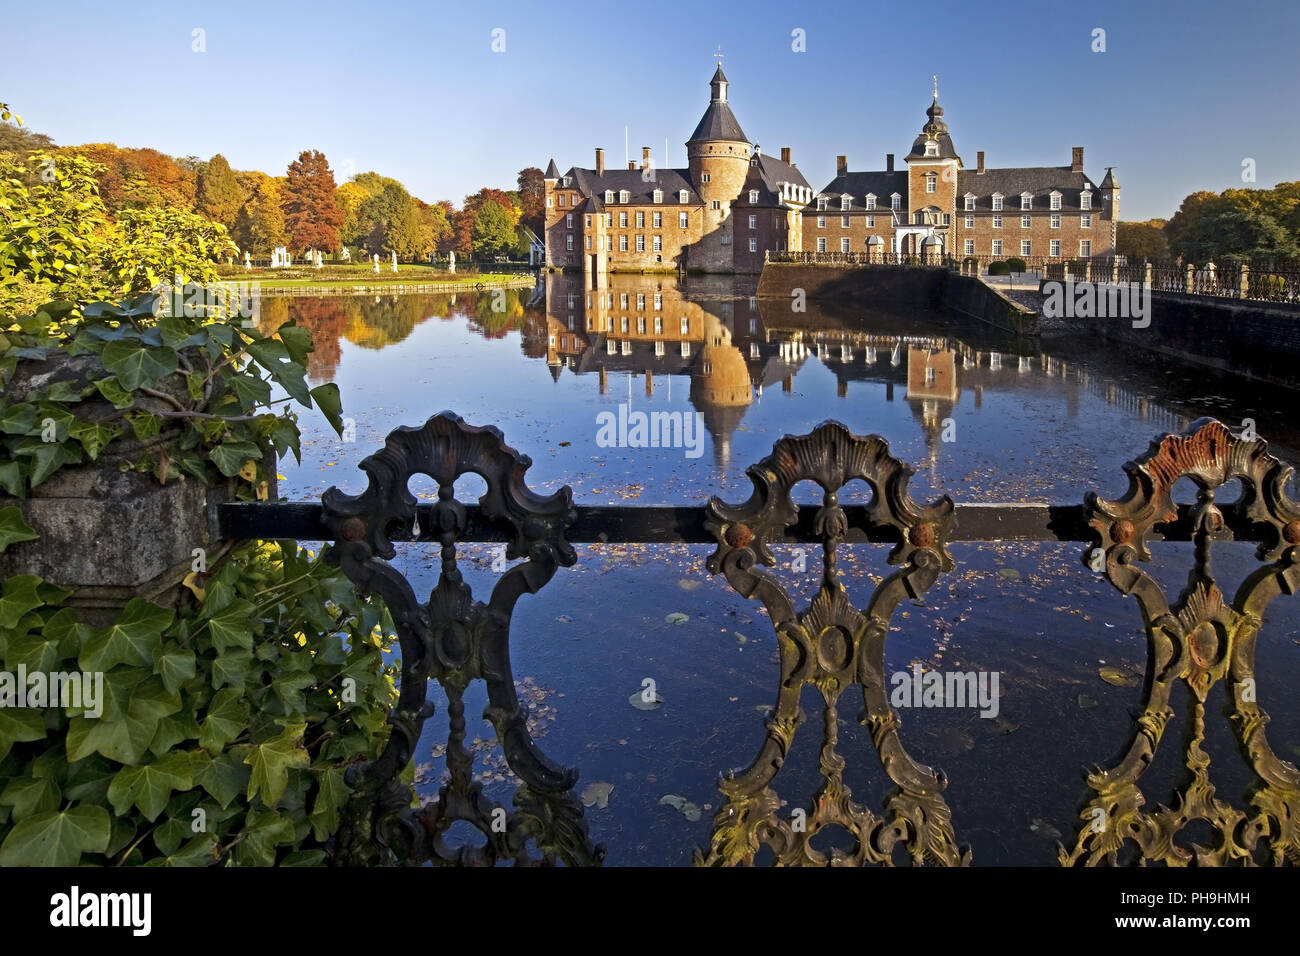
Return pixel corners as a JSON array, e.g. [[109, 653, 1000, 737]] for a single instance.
[[263, 276, 1300, 865]]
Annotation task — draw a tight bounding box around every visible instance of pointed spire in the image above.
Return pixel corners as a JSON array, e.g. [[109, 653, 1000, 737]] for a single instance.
[[1100, 167, 1120, 189], [544, 158, 560, 180]]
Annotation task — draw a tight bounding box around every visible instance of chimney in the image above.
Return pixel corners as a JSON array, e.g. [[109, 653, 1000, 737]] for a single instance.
[[781, 146, 792, 164], [836, 155, 848, 176], [886, 153, 894, 173], [595, 148, 605, 175], [1071, 146, 1084, 172], [977, 150, 985, 174], [628, 161, 636, 170], [641, 146, 651, 171]]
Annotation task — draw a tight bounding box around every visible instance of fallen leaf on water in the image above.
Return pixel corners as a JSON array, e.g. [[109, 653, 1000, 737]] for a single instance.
[[665, 612, 689, 625], [629, 688, 663, 710], [659, 794, 703, 822], [1099, 665, 1137, 687], [997, 568, 1021, 581], [678, 579, 702, 591], [558, 441, 571, 447], [581, 781, 613, 809], [1029, 818, 1062, 840]]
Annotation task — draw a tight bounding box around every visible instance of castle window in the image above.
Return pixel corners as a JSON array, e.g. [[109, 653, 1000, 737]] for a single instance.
[[605, 190, 614, 203], [817, 196, 828, 211], [606, 236, 612, 250], [1081, 215, 1092, 228], [1050, 192, 1062, 210], [546, 196, 553, 207], [749, 238, 758, 252], [562, 176, 571, 187], [817, 237, 827, 252], [637, 294, 645, 309], [992, 239, 1003, 256], [840, 238, 851, 252], [1080, 190, 1092, 210], [942, 214, 950, 225], [654, 293, 662, 308], [711, 200, 721, 210], [992, 193, 1003, 211], [566, 235, 573, 250], [585, 215, 591, 227], [636, 212, 645, 228], [681, 317, 690, 334], [964, 215, 974, 228], [1021, 215, 1031, 228], [1021, 239, 1032, 256], [619, 235, 628, 251], [679, 212, 689, 228], [817, 215, 826, 228], [751, 343, 761, 358], [1079, 239, 1092, 257], [1050, 239, 1061, 257], [636, 235, 645, 251], [681, 341, 691, 357], [619, 190, 630, 203], [1020, 193, 1032, 210], [565, 213, 573, 228], [654, 317, 663, 333], [992, 215, 1002, 228], [679, 190, 689, 203], [585, 236, 592, 249], [653, 189, 663, 203], [866, 215, 875, 227], [926, 366, 937, 385], [750, 190, 759, 203], [1050, 214, 1061, 229], [621, 294, 629, 308], [606, 213, 612, 227], [654, 340, 665, 356], [620, 317, 629, 332], [621, 340, 631, 355], [925, 173, 937, 193], [964, 194, 975, 211], [637, 317, 646, 334], [841, 196, 850, 210], [748, 215, 757, 229], [558, 194, 565, 206], [865, 194, 876, 209], [964, 239, 975, 255], [890, 194, 901, 210], [653, 212, 661, 228], [925, 141, 938, 157], [702, 173, 711, 183], [619, 212, 628, 227]]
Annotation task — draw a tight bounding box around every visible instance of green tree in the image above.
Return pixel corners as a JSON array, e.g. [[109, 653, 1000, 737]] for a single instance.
[[471, 200, 515, 258], [195, 154, 243, 230], [1117, 220, 1169, 261], [281, 149, 343, 253]]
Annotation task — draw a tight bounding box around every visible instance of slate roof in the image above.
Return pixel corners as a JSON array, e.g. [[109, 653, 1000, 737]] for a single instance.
[[807, 171, 911, 212], [754, 153, 811, 193], [957, 167, 1100, 210], [904, 99, 961, 163], [687, 98, 749, 145], [544, 158, 560, 179], [564, 166, 701, 210]]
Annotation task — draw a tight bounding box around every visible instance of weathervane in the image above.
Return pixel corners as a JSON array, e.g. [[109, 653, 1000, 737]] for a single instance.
[[714, 45, 724, 64], [933, 74, 939, 99]]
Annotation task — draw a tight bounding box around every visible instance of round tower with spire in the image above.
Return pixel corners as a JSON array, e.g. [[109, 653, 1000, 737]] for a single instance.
[[686, 63, 752, 271]]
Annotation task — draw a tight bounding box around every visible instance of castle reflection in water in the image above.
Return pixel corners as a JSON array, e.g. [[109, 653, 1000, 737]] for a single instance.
[[266, 273, 1188, 469]]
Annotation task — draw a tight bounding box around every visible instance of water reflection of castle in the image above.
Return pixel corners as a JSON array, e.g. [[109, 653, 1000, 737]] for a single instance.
[[526, 273, 1189, 468]]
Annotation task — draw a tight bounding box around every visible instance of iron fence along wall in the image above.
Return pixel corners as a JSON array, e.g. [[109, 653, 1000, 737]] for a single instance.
[[219, 412, 1300, 867]]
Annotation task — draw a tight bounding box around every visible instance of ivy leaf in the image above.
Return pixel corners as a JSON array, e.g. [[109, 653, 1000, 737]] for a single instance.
[[19, 440, 81, 488], [0, 775, 62, 821], [230, 373, 271, 410], [211, 648, 254, 689], [0, 507, 38, 554], [244, 338, 310, 406], [149, 834, 220, 867], [0, 403, 37, 434], [66, 707, 157, 766], [93, 376, 136, 409], [107, 752, 193, 821], [309, 383, 344, 436], [155, 648, 197, 694], [244, 721, 309, 807], [192, 750, 251, 808], [204, 599, 255, 651], [0, 708, 47, 760], [0, 462, 22, 497], [209, 441, 263, 477], [277, 324, 314, 366], [199, 688, 249, 752], [79, 598, 173, 671], [0, 806, 110, 866], [68, 420, 119, 460], [309, 766, 349, 841], [0, 574, 44, 628], [101, 339, 179, 390]]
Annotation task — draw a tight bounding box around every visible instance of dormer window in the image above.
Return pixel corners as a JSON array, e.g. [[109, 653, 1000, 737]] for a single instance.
[[925, 173, 937, 194], [963, 193, 975, 211], [1020, 193, 1032, 210], [679, 189, 688, 203], [992, 193, 1004, 211], [653, 189, 663, 203], [1080, 188, 1092, 210], [817, 196, 828, 211], [749, 189, 759, 204], [924, 141, 939, 157], [890, 193, 901, 210], [619, 190, 630, 203], [604, 190, 614, 204], [840, 196, 850, 210], [1049, 191, 1062, 210], [562, 176, 571, 187], [865, 193, 876, 210]]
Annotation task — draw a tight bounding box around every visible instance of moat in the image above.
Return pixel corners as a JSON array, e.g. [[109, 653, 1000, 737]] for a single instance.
[[268, 276, 1300, 865]]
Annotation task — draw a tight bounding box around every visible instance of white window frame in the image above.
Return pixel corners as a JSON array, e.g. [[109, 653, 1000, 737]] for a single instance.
[[1020, 193, 1032, 210], [841, 196, 850, 210], [992, 239, 1003, 256], [619, 235, 628, 251], [1080, 189, 1092, 210], [964, 194, 975, 211], [635, 211, 644, 228], [925, 173, 937, 194], [817, 196, 828, 211], [653, 235, 662, 251], [1050, 214, 1061, 229], [1021, 215, 1031, 229], [891, 193, 901, 210], [653, 293, 662, 308], [964, 239, 975, 255], [924, 141, 938, 157], [817, 215, 826, 228], [748, 214, 757, 229], [1050, 192, 1062, 210], [679, 190, 689, 203], [653, 189, 662, 203], [604, 190, 613, 203], [992, 215, 1002, 228], [992, 193, 1004, 211], [749, 189, 759, 204], [817, 237, 827, 252], [702, 173, 711, 183], [1049, 239, 1061, 257], [635, 235, 645, 252], [1079, 239, 1092, 257], [841, 215, 850, 228], [1020, 239, 1032, 256], [565, 213, 573, 228], [749, 238, 758, 252], [652, 212, 661, 228], [840, 237, 851, 252], [565, 235, 573, 251], [1081, 214, 1092, 228], [865, 194, 876, 210], [680, 317, 689, 335], [964, 215, 974, 228], [619, 190, 630, 203], [679, 212, 689, 228], [866, 215, 875, 227]]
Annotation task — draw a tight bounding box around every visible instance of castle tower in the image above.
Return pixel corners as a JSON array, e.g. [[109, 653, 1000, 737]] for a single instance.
[[687, 65, 752, 271], [903, 80, 961, 260], [542, 158, 559, 269], [1099, 167, 1121, 255]]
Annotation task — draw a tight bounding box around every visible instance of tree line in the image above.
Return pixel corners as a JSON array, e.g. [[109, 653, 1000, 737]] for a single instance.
[[0, 116, 546, 261], [1117, 181, 1300, 264]]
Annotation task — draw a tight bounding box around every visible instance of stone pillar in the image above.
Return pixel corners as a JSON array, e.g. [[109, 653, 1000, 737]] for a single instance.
[[1143, 261, 1153, 285], [1083, 260, 1092, 282], [1111, 258, 1120, 284], [1185, 263, 1195, 294], [1240, 263, 1250, 298]]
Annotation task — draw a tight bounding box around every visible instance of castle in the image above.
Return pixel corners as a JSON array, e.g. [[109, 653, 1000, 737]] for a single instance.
[[543, 68, 1120, 274]]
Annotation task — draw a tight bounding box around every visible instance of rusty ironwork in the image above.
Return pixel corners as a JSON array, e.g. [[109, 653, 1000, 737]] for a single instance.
[[1063, 418, 1300, 866], [322, 411, 602, 866], [696, 421, 970, 866]]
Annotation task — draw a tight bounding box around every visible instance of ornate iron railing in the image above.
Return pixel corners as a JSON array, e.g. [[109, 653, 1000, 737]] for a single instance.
[[218, 413, 1300, 867]]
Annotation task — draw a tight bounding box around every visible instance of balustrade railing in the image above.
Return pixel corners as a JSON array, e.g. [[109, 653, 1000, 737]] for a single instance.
[[219, 412, 1300, 867]]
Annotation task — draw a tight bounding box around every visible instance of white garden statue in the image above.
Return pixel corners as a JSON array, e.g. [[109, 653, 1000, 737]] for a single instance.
[[244, 251, 251, 270], [391, 251, 398, 273], [448, 250, 455, 274], [373, 253, 379, 273]]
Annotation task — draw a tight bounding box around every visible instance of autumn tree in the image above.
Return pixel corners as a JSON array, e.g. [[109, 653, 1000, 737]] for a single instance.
[[335, 180, 371, 248], [281, 149, 343, 253], [1116, 220, 1169, 261], [455, 188, 519, 255], [232, 172, 286, 256], [65, 144, 196, 214], [517, 167, 545, 234], [195, 153, 243, 230], [471, 200, 515, 257]]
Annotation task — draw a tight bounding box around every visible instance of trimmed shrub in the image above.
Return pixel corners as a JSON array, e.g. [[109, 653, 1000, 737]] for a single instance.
[[988, 260, 1010, 276], [1006, 257, 1027, 273]]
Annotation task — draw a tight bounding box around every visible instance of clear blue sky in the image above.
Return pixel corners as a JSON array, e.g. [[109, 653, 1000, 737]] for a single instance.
[[4, 0, 1298, 221]]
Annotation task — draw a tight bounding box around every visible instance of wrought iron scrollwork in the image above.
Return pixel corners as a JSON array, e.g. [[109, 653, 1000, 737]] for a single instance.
[[322, 411, 602, 866], [696, 420, 969, 866], [1064, 417, 1300, 866]]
